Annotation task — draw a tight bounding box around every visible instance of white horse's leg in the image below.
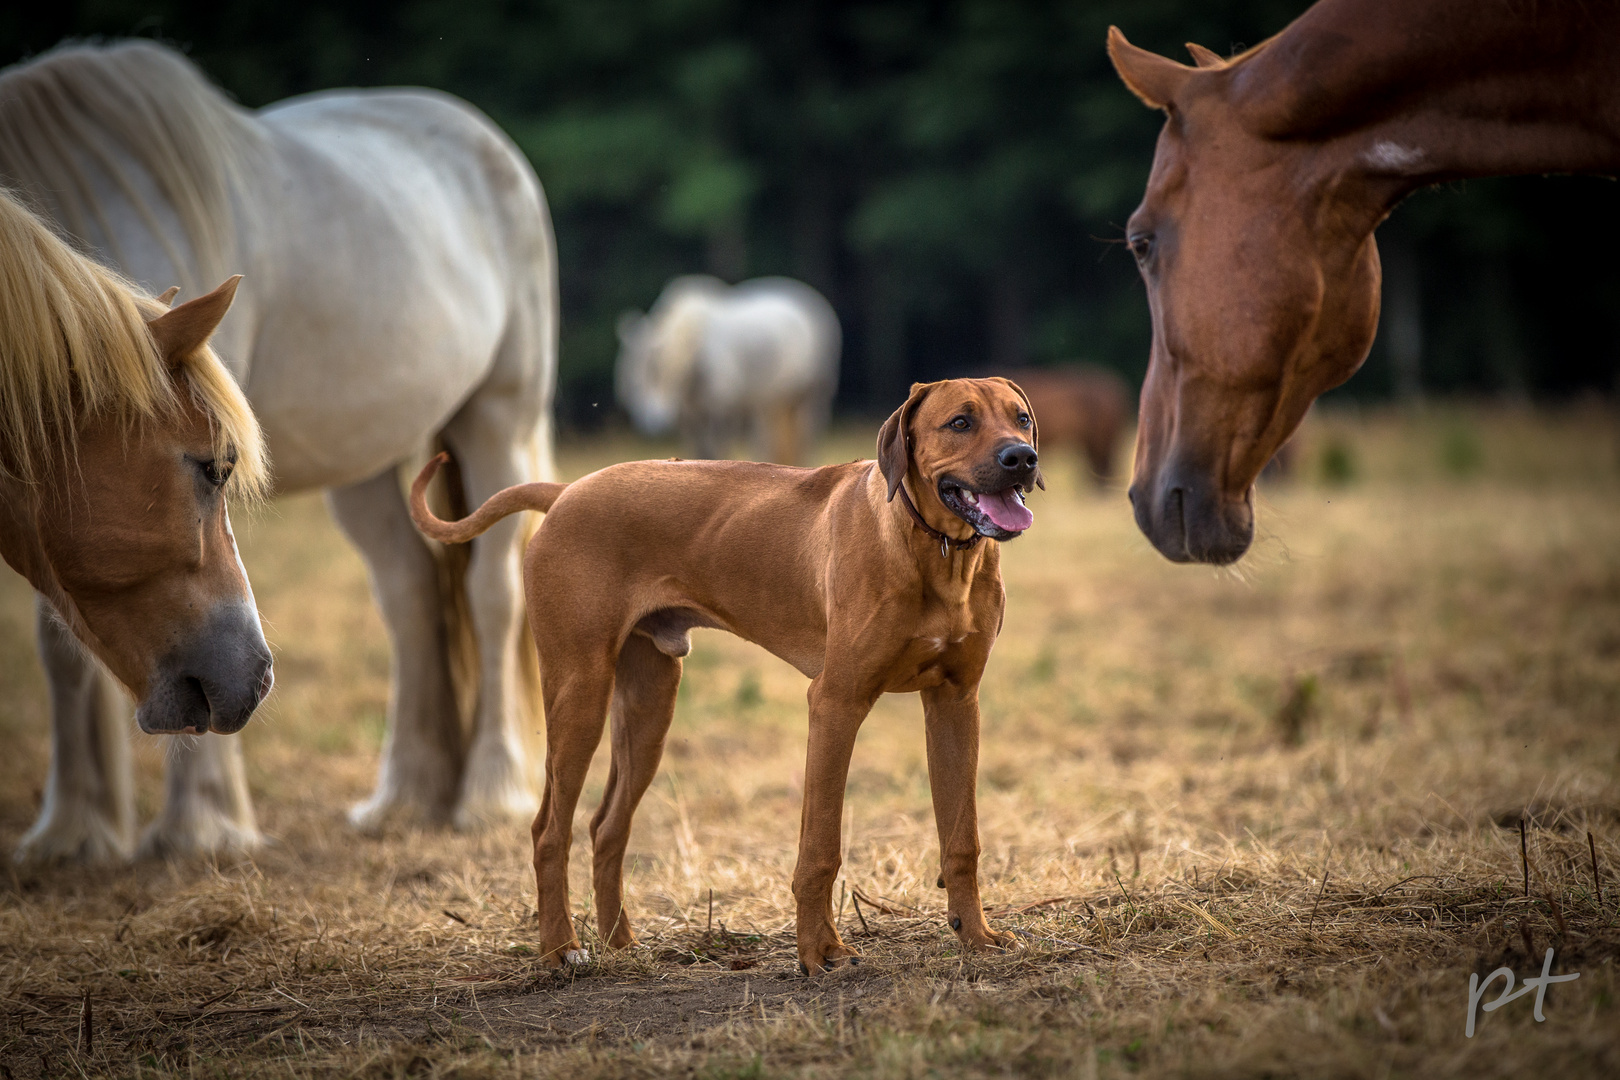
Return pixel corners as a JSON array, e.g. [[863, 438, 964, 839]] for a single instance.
[[14, 599, 135, 864], [328, 469, 465, 831], [138, 736, 262, 858], [442, 403, 546, 830]]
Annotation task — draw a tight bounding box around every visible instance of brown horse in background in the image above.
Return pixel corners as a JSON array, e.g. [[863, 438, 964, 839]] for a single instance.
[[1108, 0, 1620, 563], [0, 187, 271, 859], [998, 366, 1128, 488]]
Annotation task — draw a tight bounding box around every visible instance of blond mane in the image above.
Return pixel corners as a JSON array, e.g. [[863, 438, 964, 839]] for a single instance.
[[650, 275, 726, 382], [0, 187, 266, 496], [0, 39, 264, 294]]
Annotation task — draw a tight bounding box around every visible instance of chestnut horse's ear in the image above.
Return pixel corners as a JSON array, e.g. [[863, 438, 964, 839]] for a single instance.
[[147, 275, 241, 363], [988, 377, 1045, 492], [876, 381, 934, 502], [155, 285, 181, 307], [1108, 27, 1194, 110], [1185, 42, 1225, 69]]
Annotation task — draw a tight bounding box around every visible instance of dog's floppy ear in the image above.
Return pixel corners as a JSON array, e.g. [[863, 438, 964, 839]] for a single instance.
[[989, 376, 1045, 492], [876, 381, 935, 502]]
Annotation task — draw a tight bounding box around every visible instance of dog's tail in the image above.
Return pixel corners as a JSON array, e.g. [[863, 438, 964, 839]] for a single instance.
[[409, 452, 567, 544]]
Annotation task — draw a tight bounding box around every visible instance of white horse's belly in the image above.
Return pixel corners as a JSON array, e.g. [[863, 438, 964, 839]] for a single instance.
[[703, 301, 820, 412], [241, 92, 537, 491]]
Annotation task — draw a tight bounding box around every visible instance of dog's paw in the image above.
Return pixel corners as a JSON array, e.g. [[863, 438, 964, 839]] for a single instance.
[[797, 945, 861, 975], [982, 928, 1020, 952], [950, 915, 1020, 954]]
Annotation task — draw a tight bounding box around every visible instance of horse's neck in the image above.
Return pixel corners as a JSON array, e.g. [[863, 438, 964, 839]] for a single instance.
[[1244, 0, 1620, 191]]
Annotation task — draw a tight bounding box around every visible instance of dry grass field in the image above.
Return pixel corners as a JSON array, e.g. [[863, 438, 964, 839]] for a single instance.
[[2, 406, 1618, 1079]]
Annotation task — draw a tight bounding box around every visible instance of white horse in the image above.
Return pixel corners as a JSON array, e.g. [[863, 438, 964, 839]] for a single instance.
[[0, 41, 556, 861], [616, 276, 840, 465]]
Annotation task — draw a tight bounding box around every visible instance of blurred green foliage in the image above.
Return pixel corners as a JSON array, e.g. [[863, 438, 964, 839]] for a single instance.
[[4, 1, 1617, 424], [1319, 437, 1358, 486], [1440, 422, 1484, 478]]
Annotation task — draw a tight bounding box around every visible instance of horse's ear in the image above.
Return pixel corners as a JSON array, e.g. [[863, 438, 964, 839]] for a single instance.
[[148, 275, 241, 364], [877, 382, 934, 502], [155, 286, 181, 307], [1108, 26, 1194, 110], [1185, 42, 1224, 69]]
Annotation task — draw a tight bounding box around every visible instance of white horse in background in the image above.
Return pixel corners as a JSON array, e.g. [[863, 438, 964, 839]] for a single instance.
[[0, 40, 556, 862], [616, 276, 840, 465]]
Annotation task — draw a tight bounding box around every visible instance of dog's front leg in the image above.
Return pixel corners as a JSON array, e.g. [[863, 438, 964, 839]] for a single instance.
[[792, 679, 873, 974], [922, 682, 1017, 955]]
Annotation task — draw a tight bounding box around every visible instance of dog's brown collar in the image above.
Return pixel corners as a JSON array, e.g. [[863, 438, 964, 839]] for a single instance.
[[897, 481, 982, 558]]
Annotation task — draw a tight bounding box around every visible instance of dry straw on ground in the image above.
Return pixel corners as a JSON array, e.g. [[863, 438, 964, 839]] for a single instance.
[[1, 406, 1616, 1078]]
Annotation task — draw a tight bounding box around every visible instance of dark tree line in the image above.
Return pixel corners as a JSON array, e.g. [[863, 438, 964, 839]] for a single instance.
[[4, 1, 1617, 425]]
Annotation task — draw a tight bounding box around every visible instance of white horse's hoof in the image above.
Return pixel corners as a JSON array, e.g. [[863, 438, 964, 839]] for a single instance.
[[14, 809, 133, 866], [347, 784, 455, 835], [564, 949, 591, 966], [138, 813, 264, 861], [451, 786, 540, 831], [452, 742, 538, 830]]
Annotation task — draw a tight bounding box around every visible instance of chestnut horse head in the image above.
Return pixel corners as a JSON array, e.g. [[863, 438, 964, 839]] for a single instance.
[[1109, 27, 1390, 563], [0, 188, 272, 734], [1107, 0, 1620, 564]]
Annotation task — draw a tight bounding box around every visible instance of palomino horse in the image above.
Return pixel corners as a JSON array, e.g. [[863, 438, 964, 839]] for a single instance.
[[0, 41, 556, 861], [616, 276, 840, 465], [0, 189, 272, 853], [1108, 0, 1620, 564]]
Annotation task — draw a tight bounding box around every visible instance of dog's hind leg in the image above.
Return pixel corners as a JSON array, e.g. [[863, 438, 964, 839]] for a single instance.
[[589, 633, 681, 949], [531, 651, 614, 966]]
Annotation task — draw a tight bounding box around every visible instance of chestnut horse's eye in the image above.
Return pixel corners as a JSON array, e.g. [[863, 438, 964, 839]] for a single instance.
[[949, 416, 971, 431], [199, 458, 233, 488], [1128, 232, 1155, 264]]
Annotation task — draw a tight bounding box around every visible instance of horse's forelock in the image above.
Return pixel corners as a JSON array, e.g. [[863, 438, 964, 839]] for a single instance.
[[0, 189, 264, 498]]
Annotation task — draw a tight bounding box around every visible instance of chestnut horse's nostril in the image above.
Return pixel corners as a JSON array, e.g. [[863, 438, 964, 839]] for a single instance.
[[998, 443, 1038, 471], [1169, 486, 1188, 554]]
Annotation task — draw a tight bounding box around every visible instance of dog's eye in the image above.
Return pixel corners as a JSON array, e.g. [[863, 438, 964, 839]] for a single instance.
[[1016, 412, 1031, 428], [949, 416, 971, 431]]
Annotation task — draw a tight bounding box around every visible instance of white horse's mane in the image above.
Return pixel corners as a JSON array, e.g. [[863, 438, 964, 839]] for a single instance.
[[649, 275, 727, 385], [0, 40, 266, 292]]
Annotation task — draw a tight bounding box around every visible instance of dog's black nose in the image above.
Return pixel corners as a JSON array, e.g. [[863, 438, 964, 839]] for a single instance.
[[998, 442, 1038, 472]]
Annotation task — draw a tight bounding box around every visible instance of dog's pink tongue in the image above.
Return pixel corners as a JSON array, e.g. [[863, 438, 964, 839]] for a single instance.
[[979, 489, 1033, 533]]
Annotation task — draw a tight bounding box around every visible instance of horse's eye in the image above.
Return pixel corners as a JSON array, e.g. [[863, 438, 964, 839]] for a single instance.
[[199, 458, 233, 488], [949, 416, 971, 431], [1128, 233, 1155, 263]]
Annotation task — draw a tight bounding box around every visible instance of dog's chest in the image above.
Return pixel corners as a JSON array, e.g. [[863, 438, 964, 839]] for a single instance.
[[884, 602, 984, 689]]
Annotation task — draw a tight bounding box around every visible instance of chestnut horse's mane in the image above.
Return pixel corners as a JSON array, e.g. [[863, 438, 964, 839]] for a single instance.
[[0, 186, 266, 495], [0, 40, 265, 295]]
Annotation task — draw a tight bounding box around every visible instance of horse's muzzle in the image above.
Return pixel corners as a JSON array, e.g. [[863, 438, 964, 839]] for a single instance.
[[1128, 464, 1254, 565], [135, 603, 274, 735]]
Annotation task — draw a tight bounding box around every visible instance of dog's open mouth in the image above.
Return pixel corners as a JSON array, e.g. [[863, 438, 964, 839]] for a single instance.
[[939, 480, 1034, 540]]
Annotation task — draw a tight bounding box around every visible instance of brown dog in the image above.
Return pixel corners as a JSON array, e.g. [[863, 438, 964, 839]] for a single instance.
[[409, 377, 1041, 973]]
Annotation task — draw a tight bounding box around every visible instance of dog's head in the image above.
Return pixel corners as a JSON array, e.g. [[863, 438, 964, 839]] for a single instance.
[[877, 377, 1043, 542]]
